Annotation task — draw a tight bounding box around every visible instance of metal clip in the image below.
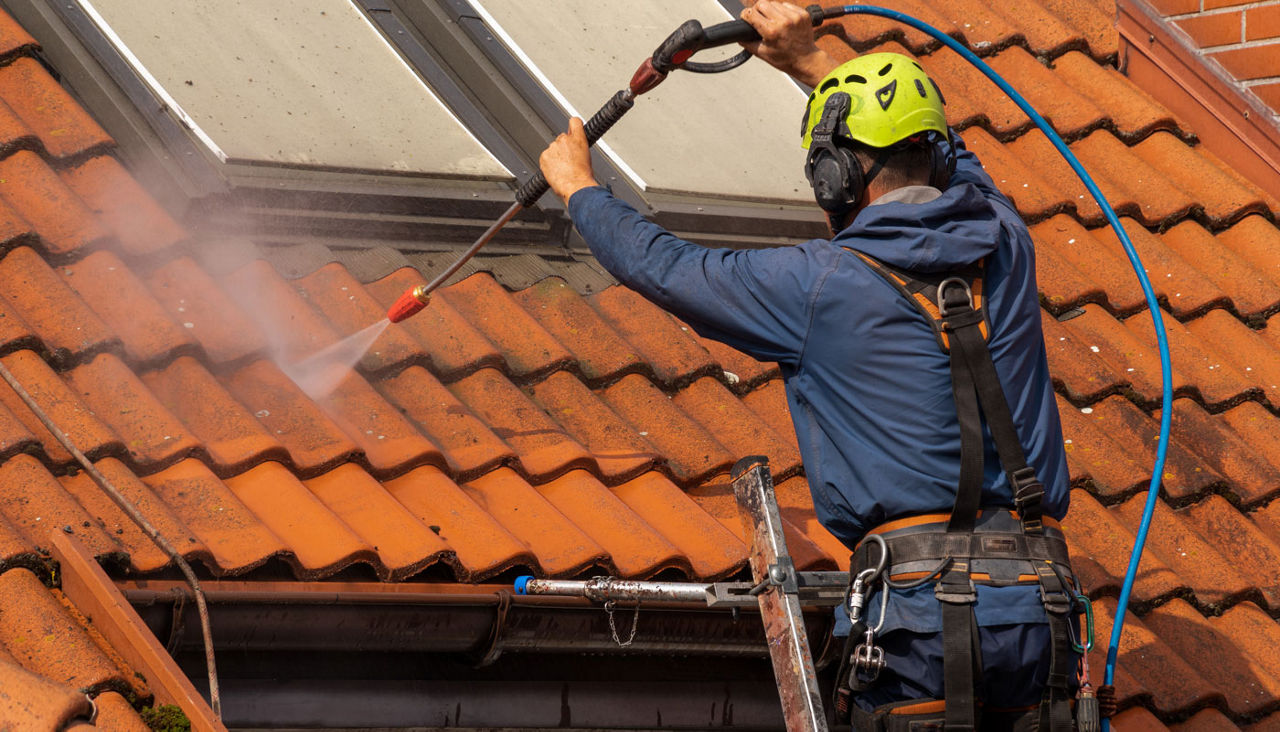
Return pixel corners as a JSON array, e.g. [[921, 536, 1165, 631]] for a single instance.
[[852, 626, 886, 681]]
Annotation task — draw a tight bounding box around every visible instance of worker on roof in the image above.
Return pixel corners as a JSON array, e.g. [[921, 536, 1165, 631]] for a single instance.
[[540, 2, 1083, 729]]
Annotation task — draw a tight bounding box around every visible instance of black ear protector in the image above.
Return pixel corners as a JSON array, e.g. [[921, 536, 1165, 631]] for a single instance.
[[803, 92, 863, 220], [804, 93, 959, 224]]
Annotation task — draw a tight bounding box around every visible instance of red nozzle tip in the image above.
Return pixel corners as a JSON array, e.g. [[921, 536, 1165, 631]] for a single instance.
[[387, 287, 429, 323]]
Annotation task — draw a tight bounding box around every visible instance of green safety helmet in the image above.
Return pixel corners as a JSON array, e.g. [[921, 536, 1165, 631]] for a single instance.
[[800, 52, 948, 150]]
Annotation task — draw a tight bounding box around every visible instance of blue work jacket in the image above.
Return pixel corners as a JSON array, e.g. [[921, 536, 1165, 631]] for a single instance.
[[567, 134, 1069, 558]]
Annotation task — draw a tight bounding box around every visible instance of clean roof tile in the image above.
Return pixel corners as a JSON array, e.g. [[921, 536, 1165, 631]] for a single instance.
[[144, 256, 268, 366], [610, 471, 747, 580]]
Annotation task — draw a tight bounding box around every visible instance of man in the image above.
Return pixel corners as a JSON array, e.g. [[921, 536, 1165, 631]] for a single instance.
[[540, 2, 1078, 728]]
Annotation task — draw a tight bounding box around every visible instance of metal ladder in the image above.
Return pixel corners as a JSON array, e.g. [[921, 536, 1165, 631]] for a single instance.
[[517, 456, 844, 731]]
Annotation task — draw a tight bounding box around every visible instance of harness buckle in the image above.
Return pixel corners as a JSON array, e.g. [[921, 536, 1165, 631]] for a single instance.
[[934, 560, 977, 604], [936, 277, 973, 316], [1036, 564, 1073, 615]]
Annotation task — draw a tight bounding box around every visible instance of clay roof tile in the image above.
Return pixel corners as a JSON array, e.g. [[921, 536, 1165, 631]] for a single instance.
[[0, 58, 111, 160]]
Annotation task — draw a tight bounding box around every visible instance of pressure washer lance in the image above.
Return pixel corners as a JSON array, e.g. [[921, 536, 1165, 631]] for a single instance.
[[385, 5, 841, 324]]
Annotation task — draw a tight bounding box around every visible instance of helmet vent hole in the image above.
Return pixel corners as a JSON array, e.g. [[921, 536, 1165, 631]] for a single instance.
[[912, 61, 923, 71], [819, 78, 840, 92], [915, 79, 927, 97], [845, 74, 867, 84], [878, 63, 892, 76]]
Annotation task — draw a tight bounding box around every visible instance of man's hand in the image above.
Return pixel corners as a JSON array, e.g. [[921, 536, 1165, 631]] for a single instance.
[[740, 0, 839, 88], [539, 117, 599, 204]]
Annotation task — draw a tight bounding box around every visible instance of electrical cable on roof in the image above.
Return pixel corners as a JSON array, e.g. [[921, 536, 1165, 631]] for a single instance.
[[0, 360, 222, 719]]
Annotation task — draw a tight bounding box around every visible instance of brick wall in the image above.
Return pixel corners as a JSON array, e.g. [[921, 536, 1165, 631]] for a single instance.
[[1145, 0, 1280, 115]]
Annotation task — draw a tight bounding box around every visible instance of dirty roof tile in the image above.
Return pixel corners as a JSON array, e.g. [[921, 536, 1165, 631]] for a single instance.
[[383, 464, 531, 580], [0, 295, 36, 356], [0, 454, 119, 557], [58, 250, 196, 367], [1041, 312, 1127, 405], [143, 256, 267, 366], [1049, 51, 1179, 140], [0, 654, 93, 729], [0, 152, 107, 256], [610, 471, 746, 580], [0, 58, 111, 160], [1146, 598, 1280, 716], [304, 463, 451, 580], [1216, 215, 1280, 290], [58, 155, 186, 257], [535, 469, 685, 578], [0, 398, 37, 464], [1046, 130, 1200, 225], [220, 259, 339, 365], [142, 458, 286, 574], [984, 46, 1095, 138], [0, 350, 121, 466], [1091, 596, 1216, 715], [0, 99, 35, 159], [815, 0, 960, 57], [223, 360, 359, 476], [1218, 401, 1280, 477], [601, 373, 735, 486], [1090, 396, 1225, 504], [1030, 216, 1146, 315], [1055, 395, 1149, 498], [0, 568, 129, 695], [512, 277, 645, 384], [1125, 315, 1254, 408], [589, 286, 718, 387], [1183, 494, 1280, 609], [365, 268, 503, 380], [1032, 227, 1111, 312], [1055, 304, 1167, 403], [1186, 311, 1280, 399], [1162, 222, 1280, 322], [0, 247, 115, 364], [1098, 219, 1229, 320], [1114, 495, 1251, 610], [1061, 489, 1183, 601], [311, 369, 445, 477], [1130, 132, 1276, 225], [140, 356, 288, 473], [375, 364, 512, 479], [438, 273, 574, 380], [689, 331, 779, 393], [58, 457, 200, 573], [89, 690, 149, 731], [958, 126, 1064, 220], [294, 263, 426, 374], [0, 12, 37, 59], [1163, 398, 1280, 506], [527, 370, 659, 482], [223, 461, 373, 577], [65, 353, 198, 470], [449, 367, 593, 482], [740, 378, 802, 458], [673, 376, 802, 480], [461, 467, 606, 577]]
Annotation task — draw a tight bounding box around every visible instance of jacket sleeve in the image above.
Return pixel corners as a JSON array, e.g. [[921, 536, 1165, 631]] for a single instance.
[[947, 129, 1019, 215], [567, 186, 833, 367]]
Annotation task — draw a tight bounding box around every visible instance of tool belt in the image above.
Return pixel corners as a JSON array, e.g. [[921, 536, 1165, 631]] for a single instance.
[[835, 251, 1086, 731]]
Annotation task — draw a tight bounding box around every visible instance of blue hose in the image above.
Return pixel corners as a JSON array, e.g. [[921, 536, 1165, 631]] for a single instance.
[[834, 7, 1175, 727]]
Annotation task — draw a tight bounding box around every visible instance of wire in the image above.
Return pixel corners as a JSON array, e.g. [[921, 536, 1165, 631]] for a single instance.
[[831, 7, 1175, 727], [0, 359, 222, 718]]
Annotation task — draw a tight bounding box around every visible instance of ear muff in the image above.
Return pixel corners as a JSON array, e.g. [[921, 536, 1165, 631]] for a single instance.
[[926, 130, 957, 190], [804, 92, 864, 218]]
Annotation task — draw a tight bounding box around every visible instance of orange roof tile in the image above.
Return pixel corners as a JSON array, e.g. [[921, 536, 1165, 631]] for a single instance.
[[0, 2, 1277, 726]]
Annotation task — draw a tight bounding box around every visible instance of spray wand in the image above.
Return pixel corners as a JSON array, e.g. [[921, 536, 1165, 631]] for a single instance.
[[385, 6, 839, 323]]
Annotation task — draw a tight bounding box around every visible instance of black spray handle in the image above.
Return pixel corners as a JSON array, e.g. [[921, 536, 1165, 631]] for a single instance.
[[515, 89, 636, 208]]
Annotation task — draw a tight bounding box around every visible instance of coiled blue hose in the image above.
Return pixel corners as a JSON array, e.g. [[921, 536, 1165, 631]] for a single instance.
[[833, 7, 1175, 728]]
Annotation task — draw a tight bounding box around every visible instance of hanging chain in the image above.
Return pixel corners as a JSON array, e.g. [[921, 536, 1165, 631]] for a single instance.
[[604, 600, 640, 647]]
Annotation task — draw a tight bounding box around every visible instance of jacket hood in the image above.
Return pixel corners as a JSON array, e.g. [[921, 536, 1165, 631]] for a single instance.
[[832, 182, 1002, 273]]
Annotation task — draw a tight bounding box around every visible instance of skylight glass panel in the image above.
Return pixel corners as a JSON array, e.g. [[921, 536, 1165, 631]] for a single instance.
[[79, 0, 511, 180], [472, 0, 812, 204]]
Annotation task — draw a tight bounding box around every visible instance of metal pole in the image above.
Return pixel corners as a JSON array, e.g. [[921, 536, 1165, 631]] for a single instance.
[[516, 576, 713, 604]]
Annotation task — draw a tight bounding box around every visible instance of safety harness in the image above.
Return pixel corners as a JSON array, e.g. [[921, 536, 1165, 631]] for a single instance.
[[833, 250, 1083, 731]]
